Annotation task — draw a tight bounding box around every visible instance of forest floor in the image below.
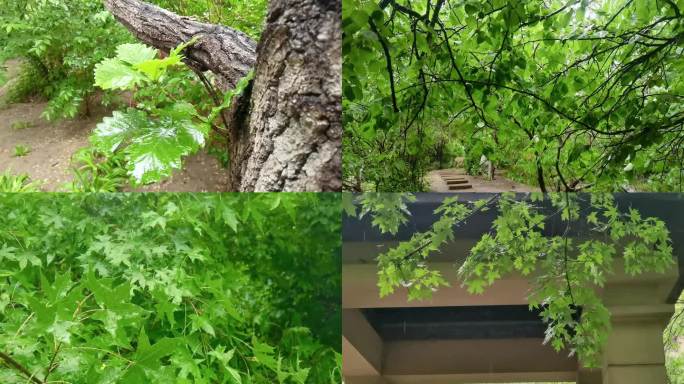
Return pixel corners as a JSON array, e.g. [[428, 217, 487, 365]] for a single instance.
[[427, 167, 538, 193], [0, 60, 229, 192]]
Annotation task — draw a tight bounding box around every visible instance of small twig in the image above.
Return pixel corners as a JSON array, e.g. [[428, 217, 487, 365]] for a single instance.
[[43, 343, 62, 382], [399, 194, 502, 262], [193, 69, 232, 135]]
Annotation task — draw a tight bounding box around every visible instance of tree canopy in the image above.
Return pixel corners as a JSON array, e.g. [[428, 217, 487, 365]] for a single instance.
[[343, 0, 684, 192]]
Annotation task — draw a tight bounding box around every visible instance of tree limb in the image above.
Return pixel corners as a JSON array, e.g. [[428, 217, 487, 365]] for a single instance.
[[103, 0, 257, 90], [369, 19, 399, 112]]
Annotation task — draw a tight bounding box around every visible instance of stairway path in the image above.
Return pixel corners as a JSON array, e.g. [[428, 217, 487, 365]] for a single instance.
[[436, 169, 473, 191], [427, 168, 538, 193]]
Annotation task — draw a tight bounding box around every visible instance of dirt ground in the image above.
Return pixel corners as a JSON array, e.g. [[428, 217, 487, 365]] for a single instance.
[[0, 60, 229, 192]]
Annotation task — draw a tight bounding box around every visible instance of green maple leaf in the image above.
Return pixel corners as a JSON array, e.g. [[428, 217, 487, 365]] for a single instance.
[[16, 251, 41, 270], [91, 108, 207, 184], [94, 58, 146, 90], [141, 211, 167, 230], [115, 43, 157, 66], [105, 244, 131, 266], [0, 245, 16, 262], [153, 289, 177, 327], [47, 320, 76, 344], [221, 206, 239, 233], [252, 338, 278, 371], [190, 314, 216, 336], [133, 327, 181, 369]]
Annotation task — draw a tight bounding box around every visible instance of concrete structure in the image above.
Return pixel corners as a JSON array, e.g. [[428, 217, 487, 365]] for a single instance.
[[343, 193, 684, 384]]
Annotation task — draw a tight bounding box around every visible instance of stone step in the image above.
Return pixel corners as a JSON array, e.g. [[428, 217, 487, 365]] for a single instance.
[[444, 179, 469, 185], [448, 184, 473, 190]]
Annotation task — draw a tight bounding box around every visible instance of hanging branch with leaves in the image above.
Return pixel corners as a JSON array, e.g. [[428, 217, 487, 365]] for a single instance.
[[350, 192, 674, 367]]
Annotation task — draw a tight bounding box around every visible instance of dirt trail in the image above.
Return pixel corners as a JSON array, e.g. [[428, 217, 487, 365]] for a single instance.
[[0, 60, 229, 192]]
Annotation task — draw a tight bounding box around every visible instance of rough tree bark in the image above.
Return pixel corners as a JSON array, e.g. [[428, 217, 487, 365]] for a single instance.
[[104, 0, 342, 191]]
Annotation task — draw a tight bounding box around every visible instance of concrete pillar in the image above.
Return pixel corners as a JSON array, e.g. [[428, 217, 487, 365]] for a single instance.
[[601, 304, 674, 384], [343, 309, 385, 383]]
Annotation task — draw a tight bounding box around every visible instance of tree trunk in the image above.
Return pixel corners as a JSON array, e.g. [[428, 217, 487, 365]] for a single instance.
[[104, 0, 342, 191]]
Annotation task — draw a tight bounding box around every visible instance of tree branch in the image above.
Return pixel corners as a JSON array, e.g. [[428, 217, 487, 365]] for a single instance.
[[103, 0, 257, 90], [0, 351, 44, 384], [369, 19, 399, 112]]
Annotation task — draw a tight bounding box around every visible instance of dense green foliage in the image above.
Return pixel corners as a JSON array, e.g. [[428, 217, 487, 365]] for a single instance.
[[347, 192, 674, 367], [343, 0, 684, 192], [65, 148, 130, 192], [150, 0, 267, 39], [0, 193, 341, 383], [0, 0, 130, 119]]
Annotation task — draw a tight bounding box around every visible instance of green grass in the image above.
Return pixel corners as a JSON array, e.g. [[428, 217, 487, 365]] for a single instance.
[[13, 144, 30, 157], [0, 170, 41, 192], [10, 120, 32, 130]]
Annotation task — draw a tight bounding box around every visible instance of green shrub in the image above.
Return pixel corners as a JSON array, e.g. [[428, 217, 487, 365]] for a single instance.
[[0, 0, 132, 119], [0, 0, 268, 121], [5, 62, 48, 103], [91, 41, 252, 185]]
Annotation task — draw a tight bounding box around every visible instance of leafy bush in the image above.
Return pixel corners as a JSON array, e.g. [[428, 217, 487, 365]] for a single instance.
[[669, 354, 684, 384], [91, 41, 252, 185], [0, 0, 132, 119], [0, 0, 268, 122], [0, 193, 341, 383]]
